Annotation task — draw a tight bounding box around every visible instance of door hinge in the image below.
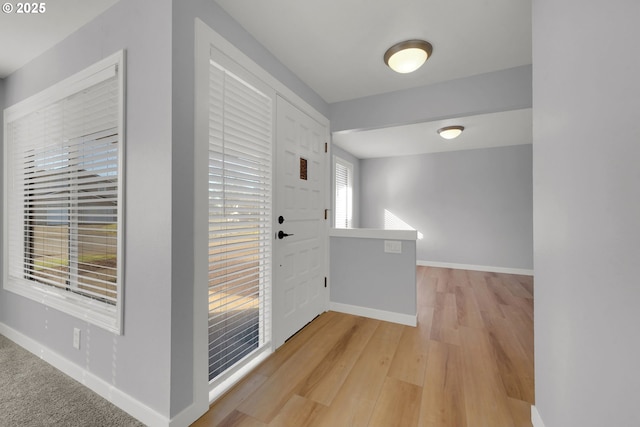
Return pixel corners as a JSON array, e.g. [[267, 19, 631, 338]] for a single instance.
[[324, 142, 328, 153], [324, 277, 327, 288]]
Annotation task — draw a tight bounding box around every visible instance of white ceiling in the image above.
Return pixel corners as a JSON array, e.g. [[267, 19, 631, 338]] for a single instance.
[[333, 108, 532, 159], [0, 0, 120, 77], [213, 0, 532, 104], [214, 0, 532, 158], [0, 0, 532, 159]]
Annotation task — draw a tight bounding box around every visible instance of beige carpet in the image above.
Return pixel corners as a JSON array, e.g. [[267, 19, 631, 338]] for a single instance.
[[0, 334, 144, 427]]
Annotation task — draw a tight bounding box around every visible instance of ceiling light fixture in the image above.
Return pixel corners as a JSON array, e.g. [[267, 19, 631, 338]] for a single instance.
[[437, 125, 464, 140], [384, 39, 433, 74]]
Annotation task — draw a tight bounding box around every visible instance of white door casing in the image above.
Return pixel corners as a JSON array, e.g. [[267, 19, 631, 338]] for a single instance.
[[273, 96, 328, 348], [195, 20, 330, 406]]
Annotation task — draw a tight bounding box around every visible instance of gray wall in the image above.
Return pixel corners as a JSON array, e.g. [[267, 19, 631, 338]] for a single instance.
[[331, 144, 361, 228], [330, 65, 532, 133], [1, 78, 3, 331], [330, 236, 416, 316], [360, 145, 533, 270], [533, 1, 640, 426], [1, 0, 174, 417], [2, 0, 332, 420]]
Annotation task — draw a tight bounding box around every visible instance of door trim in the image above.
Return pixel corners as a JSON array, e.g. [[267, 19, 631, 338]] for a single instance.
[[194, 18, 330, 405]]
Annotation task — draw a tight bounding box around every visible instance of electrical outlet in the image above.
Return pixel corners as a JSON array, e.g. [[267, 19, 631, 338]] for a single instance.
[[73, 328, 81, 350], [384, 240, 402, 254]]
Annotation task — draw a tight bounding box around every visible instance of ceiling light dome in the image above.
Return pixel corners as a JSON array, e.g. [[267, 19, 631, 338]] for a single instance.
[[384, 39, 433, 73], [437, 125, 464, 140]]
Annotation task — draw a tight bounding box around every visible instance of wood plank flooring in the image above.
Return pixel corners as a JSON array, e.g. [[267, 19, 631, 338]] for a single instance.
[[192, 266, 534, 427]]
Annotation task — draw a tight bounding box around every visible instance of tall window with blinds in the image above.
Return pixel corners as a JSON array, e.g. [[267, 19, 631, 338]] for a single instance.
[[3, 51, 125, 333], [207, 59, 273, 381], [334, 156, 353, 228]]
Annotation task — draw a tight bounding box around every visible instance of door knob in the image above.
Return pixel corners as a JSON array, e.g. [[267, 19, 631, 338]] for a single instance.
[[277, 230, 294, 239]]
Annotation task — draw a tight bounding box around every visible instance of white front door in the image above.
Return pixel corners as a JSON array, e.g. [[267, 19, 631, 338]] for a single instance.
[[273, 96, 328, 348]]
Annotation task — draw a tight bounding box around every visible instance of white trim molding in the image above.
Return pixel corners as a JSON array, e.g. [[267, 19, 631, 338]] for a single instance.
[[195, 19, 329, 129], [329, 302, 417, 327], [0, 322, 170, 427], [195, 17, 332, 412], [417, 260, 534, 276], [3, 50, 126, 335], [531, 405, 546, 427]]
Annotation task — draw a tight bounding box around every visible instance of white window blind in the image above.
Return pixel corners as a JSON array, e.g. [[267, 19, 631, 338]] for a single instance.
[[208, 59, 272, 381], [3, 51, 124, 333], [334, 156, 353, 228]]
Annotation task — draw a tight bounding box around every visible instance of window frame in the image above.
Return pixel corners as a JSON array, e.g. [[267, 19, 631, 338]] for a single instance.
[[206, 55, 274, 383], [2, 50, 125, 334], [334, 155, 354, 229]]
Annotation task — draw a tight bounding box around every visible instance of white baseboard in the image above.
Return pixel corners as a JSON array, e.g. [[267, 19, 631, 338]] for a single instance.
[[417, 260, 534, 276], [0, 322, 170, 427], [329, 302, 417, 326], [168, 401, 207, 427], [531, 405, 546, 427]]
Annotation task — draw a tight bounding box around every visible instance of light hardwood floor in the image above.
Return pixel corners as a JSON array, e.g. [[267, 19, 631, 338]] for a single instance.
[[192, 266, 534, 427]]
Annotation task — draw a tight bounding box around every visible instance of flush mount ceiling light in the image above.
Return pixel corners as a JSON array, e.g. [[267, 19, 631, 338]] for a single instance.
[[437, 125, 464, 140], [384, 39, 433, 74]]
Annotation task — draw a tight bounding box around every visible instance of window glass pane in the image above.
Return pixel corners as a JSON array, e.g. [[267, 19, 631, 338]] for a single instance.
[[3, 52, 123, 332], [208, 60, 272, 382], [334, 157, 353, 228]]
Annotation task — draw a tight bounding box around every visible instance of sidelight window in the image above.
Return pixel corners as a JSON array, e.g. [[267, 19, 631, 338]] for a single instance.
[[207, 58, 273, 381]]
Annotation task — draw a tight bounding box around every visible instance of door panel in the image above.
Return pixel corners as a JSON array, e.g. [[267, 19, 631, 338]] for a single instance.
[[273, 96, 327, 348]]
